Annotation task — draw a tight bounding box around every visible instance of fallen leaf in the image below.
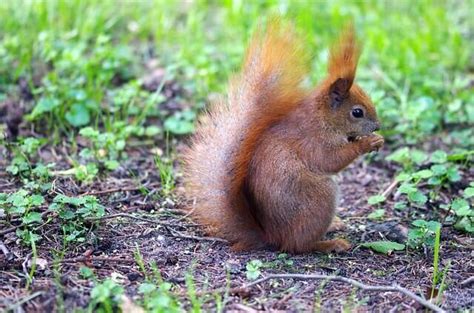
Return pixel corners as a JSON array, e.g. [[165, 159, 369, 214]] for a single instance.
[[360, 241, 405, 255]]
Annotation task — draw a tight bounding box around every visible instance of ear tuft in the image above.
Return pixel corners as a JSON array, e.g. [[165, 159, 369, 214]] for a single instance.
[[327, 23, 361, 89], [329, 78, 351, 109]]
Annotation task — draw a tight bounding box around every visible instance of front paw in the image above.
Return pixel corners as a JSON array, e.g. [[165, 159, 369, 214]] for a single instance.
[[357, 134, 384, 154]]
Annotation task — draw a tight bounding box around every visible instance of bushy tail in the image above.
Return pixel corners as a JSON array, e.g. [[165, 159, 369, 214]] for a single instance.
[[183, 20, 309, 248]]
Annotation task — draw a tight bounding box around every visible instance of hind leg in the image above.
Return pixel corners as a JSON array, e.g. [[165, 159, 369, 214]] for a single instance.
[[307, 239, 351, 253], [248, 142, 349, 254], [280, 219, 351, 254], [327, 216, 346, 232], [274, 174, 351, 254]]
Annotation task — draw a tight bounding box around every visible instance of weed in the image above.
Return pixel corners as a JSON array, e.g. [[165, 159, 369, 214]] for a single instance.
[[155, 142, 176, 196], [138, 280, 181, 313], [447, 197, 473, 233], [88, 279, 124, 313], [164, 109, 196, 135], [132, 246, 182, 311], [430, 225, 441, 299], [367, 194, 386, 220], [342, 289, 368, 313], [387, 148, 471, 231], [1, 189, 45, 244], [5, 137, 42, 178], [73, 162, 100, 183], [214, 270, 231, 313], [407, 220, 442, 249], [185, 272, 202, 313], [25, 233, 38, 289], [48, 194, 105, 243], [245, 255, 296, 280], [80, 266, 96, 281], [246, 259, 264, 281], [313, 278, 331, 313], [429, 225, 451, 305], [53, 253, 66, 312], [134, 243, 149, 280], [436, 261, 451, 305]]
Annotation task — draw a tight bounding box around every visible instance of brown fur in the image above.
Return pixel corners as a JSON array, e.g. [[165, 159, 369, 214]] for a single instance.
[[327, 23, 360, 87], [183, 21, 383, 253]]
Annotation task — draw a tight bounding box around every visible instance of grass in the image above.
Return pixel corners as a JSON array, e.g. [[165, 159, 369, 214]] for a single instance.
[[1, 1, 473, 138], [0, 0, 473, 311]]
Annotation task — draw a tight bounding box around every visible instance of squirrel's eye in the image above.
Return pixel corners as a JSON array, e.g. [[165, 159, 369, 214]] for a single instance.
[[351, 108, 364, 118]]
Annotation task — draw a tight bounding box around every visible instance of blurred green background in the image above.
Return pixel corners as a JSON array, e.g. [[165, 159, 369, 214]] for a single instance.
[[1, 0, 472, 145]]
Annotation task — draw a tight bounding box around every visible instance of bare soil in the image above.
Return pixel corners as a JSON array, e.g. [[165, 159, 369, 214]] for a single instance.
[[1, 137, 472, 312]]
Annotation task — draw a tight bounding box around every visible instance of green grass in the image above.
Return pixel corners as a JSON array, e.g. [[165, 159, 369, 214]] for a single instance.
[[1, 0, 473, 139]]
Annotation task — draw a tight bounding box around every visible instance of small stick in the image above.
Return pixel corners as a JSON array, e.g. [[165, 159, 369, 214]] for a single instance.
[[161, 208, 189, 215], [460, 276, 474, 286], [86, 212, 184, 228], [275, 289, 296, 307], [175, 207, 195, 222], [381, 180, 398, 199], [86, 213, 165, 224], [6, 291, 44, 311], [0, 240, 12, 260], [0, 226, 18, 236], [204, 273, 445, 313], [22, 252, 32, 284], [168, 228, 228, 243], [80, 186, 143, 196], [230, 304, 258, 313], [60, 256, 135, 264]]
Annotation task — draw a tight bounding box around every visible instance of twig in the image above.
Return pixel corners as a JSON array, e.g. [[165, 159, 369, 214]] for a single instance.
[[460, 276, 474, 286], [381, 180, 398, 199], [87, 212, 164, 223], [167, 228, 228, 243], [230, 303, 258, 313], [275, 289, 296, 307], [86, 212, 185, 228], [6, 291, 44, 311], [0, 225, 17, 236], [175, 207, 195, 222], [0, 182, 15, 188], [205, 273, 445, 313], [2, 210, 52, 236], [0, 240, 13, 261], [161, 208, 189, 215], [22, 252, 32, 285], [60, 256, 135, 264], [80, 186, 143, 196]]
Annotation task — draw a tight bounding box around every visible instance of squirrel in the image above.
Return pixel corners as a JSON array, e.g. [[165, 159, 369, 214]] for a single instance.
[[183, 20, 384, 253]]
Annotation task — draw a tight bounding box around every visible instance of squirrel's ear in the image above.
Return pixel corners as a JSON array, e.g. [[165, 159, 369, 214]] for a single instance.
[[326, 23, 361, 107], [329, 78, 351, 109]]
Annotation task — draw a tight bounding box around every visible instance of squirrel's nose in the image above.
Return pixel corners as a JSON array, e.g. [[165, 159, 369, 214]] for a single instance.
[[373, 122, 380, 132]]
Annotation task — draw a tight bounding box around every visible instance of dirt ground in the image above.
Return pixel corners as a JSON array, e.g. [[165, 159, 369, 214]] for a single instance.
[[1, 137, 472, 312]]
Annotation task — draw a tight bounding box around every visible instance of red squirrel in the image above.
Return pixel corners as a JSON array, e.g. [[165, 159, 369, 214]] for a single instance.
[[183, 21, 383, 253]]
